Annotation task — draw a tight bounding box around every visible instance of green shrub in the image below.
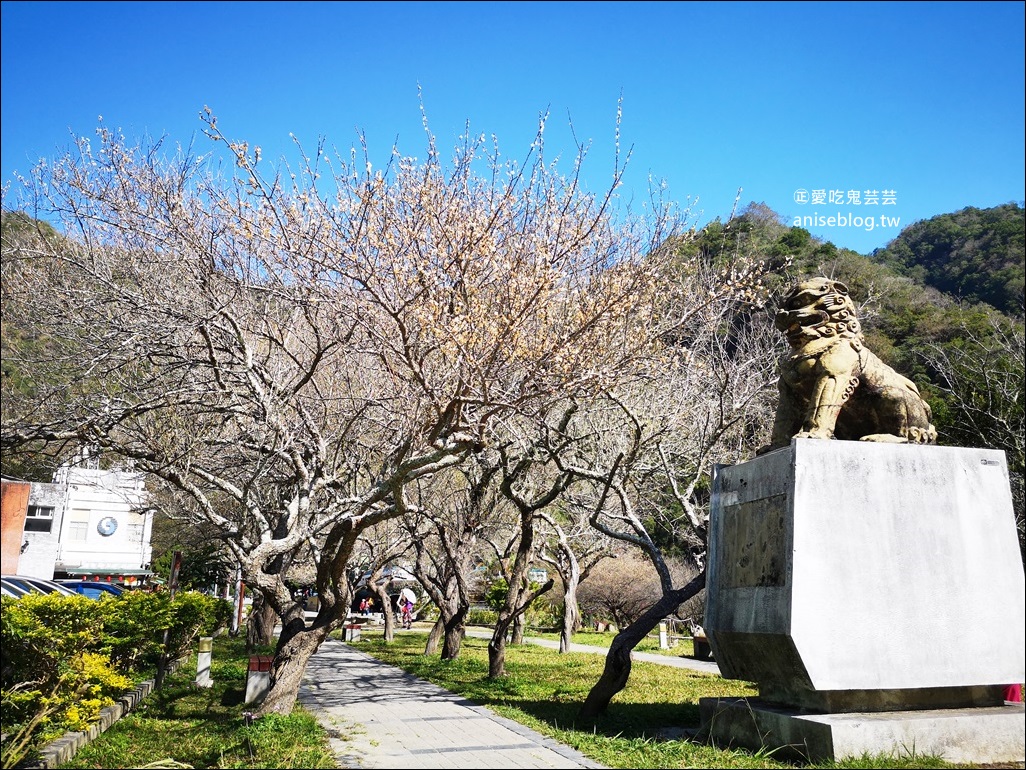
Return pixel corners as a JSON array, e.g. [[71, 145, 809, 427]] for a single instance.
[[484, 579, 509, 611], [58, 652, 133, 731], [480, 578, 557, 629], [524, 594, 560, 630], [97, 590, 171, 671], [466, 608, 497, 625], [161, 591, 232, 663], [415, 602, 440, 622], [0, 590, 232, 766], [1, 593, 135, 767]]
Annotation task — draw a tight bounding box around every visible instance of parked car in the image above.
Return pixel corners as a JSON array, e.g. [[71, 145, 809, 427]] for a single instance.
[[1, 577, 29, 598], [57, 580, 125, 599], [0, 575, 79, 597]]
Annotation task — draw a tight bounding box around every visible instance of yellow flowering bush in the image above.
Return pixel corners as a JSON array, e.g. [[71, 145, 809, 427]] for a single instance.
[[1, 591, 229, 767]]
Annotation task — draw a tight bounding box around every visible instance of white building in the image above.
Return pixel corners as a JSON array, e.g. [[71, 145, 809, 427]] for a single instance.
[[4, 453, 155, 586], [52, 460, 154, 586]]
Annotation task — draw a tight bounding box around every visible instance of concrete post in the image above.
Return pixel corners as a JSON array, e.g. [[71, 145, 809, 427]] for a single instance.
[[245, 655, 273, 704], [194, 637, 213, 688]]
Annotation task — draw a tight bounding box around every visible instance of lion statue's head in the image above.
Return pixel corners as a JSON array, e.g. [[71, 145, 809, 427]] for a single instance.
[[773, 278, 861, 347]]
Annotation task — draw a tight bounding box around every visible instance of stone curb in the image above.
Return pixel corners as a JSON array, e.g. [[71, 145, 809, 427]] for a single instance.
[[23, 656, 187, 769]]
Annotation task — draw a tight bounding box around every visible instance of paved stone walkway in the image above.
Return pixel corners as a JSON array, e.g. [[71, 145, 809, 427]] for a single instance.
[[299, 638, 608, 768]]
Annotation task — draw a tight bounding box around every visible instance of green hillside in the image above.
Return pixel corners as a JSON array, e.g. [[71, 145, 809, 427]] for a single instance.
[[872, 202, 1024, 317]]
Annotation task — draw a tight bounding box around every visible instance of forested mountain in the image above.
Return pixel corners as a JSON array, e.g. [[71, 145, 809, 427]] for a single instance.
[[871, 203, 1024, 317]]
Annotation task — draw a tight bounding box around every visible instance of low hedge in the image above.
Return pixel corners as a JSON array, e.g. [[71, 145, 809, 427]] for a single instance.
[[0, 590, 231, 768]]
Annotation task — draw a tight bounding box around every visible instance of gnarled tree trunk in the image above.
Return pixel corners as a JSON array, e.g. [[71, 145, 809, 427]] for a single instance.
[[373, 578, 396, 642], [487, 475, 561, 678], [246, 592, 279, 651], [511, 613, 525, 645], [488, 577, 553, 677], [258, 624, 333, 715], [424, 616, 444, 655], [441, 605, 468, 659], [254, 562, 352, 716], [488, 616, 511, 678], [559, 581, 581, 653], [412, 523, 476, 660], [578, 570, 705, 719]]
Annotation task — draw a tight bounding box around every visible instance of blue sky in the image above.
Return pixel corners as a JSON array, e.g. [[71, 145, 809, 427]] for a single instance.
[[2, 1, 1023, 255]]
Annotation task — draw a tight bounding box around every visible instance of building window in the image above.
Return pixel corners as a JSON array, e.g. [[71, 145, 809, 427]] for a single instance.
[[67, 510, 90, 541], [25, 505, 55, 533]]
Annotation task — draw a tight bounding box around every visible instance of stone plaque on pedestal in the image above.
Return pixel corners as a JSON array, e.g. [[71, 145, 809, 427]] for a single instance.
[[700, 439, 1025, 763]]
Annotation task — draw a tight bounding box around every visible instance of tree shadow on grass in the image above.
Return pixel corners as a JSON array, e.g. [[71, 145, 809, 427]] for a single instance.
[[220, 686, 246, 706], [476, 696, 704, 741]]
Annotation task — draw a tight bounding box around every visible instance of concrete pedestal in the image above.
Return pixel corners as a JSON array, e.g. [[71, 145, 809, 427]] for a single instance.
[[245, 655, 273, 705], [702, 440, 1025, 763], [699, 697, 1025, 764]]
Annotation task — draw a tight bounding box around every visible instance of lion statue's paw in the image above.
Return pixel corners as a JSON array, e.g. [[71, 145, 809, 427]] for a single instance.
[[858, 434, 910, 444], [794, 430, 834, 441], [907, 425, 939, 444]]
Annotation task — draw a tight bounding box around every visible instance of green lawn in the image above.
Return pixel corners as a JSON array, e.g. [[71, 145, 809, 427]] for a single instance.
[[513, 626, 698, 656], [56, 635, 336, 770]]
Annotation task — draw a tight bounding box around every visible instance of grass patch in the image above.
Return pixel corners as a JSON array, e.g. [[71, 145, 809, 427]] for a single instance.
[[520, 627, 697, 656], [58, 635, 336, 769]]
